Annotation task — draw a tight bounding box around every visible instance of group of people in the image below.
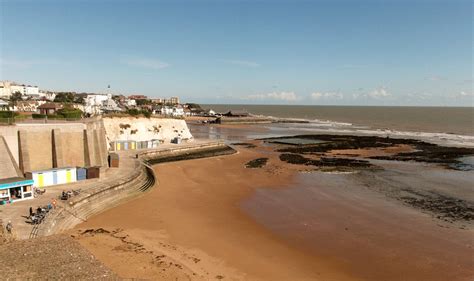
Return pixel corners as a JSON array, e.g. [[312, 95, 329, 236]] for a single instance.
[[28, 199, 57, 225], [60, 189, 80, 200]]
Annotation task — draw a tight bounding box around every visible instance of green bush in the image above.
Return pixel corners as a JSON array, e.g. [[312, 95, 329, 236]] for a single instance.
[[142, 110, 151, 118], [58, 108, 83, 119], [127, 108, 141, 116], [47, 114, 65, 120], [14, 115, 28, 120], [0, 111, 18, 118], [32, 114, 46, 119]]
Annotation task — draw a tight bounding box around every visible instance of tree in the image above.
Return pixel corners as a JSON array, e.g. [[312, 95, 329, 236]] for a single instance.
[[9, 91, 23, 107], [54, 92, 75, 103], [74, 96, 84, 104], [141, 110, 151, 118], [136, 99, 152, 106]]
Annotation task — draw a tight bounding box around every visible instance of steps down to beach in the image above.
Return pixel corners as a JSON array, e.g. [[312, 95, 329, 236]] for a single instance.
[[34, 141, 228, 238]]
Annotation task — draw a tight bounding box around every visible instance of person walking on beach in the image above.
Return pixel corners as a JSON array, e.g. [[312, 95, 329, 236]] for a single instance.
[[29, 207, 33, 217], [6, 221, 12, 234]]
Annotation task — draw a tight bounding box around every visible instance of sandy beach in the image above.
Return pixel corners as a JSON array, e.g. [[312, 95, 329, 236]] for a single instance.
[[73, 144, 354, 280], [71, 124, 474, 280]]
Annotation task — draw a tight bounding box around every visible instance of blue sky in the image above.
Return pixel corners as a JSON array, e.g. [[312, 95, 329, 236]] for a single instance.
[[0, 0, 472, 106]]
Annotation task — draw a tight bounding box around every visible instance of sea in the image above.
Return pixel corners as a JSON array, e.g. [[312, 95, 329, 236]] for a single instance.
[[200, 105, 474, 147]]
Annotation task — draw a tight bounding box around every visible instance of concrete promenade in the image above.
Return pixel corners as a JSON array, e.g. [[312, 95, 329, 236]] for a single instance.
[[0, 139, 227, 240]]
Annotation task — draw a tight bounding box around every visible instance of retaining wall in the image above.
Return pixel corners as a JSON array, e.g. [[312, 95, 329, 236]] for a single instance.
[[35, 141, 230, 237]]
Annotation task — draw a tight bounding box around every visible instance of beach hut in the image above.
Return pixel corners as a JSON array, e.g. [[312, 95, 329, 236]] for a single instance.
[[137, 141, 148, 150], [109, 153, 119, 168], [111, 141, 125, 151], [76, 167, 87, 181], [25, 167, 77, 188], [86, 166, 100, 179]]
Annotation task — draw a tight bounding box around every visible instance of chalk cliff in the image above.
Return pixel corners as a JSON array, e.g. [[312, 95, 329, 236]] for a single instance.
[[102, 117, 193, 146]]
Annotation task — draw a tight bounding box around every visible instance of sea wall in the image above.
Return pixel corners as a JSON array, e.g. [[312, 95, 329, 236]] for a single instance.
[[0, 119, 108, 175], [36, 141, 230, 237], [102, 117, 193, 148]]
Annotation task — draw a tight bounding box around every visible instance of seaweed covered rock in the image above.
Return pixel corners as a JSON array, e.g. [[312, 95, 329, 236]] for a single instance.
[[245, 158, 269, 168]]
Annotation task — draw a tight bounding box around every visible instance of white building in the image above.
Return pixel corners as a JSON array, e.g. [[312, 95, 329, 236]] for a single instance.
[[124, 99, 137, 107], [102, 99, 122, 112], [0, 81, 39, 98], [156, 105, 184, 117], [84, 93, 111, 115], [38, 91, 57, 101]]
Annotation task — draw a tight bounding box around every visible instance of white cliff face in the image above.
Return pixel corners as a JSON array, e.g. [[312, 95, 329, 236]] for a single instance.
[[102, 117, 193, 145]]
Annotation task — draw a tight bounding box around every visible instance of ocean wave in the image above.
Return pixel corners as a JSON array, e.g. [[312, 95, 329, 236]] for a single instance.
[[291, 126, 474, 147], [310, 119, 353, 127]]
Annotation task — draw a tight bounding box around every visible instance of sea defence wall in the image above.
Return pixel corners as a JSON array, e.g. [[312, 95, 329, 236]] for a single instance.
[[0, 120, 108, 174], [35, 141, 230, 237], [0, 117, 191, 176]]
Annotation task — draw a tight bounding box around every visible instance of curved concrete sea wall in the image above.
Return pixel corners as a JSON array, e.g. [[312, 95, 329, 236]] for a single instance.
[[35, 141, 232, 237]]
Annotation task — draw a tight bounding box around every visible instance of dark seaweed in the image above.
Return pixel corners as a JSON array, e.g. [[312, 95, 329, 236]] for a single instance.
[[232, 142, 257, 148], [267, 134, 474, 169], [279, 153, 373, 168], [245, 158, 269, 168], [400, 194, 474, 222]]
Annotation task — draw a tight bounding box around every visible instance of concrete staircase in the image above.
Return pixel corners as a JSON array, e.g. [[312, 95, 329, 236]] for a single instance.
[[37, 163, 156, 236], [33, 141, 228, 238]]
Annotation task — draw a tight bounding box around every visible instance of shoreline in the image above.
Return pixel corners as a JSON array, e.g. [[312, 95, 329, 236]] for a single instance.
[[187, 118, 474, 148], [198, 105, 474, 137], [2, 124, 472, 280], [71, 128, 474, 280]]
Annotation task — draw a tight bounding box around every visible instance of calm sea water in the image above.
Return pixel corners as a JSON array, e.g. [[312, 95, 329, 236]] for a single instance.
[[202, 105, 474, 136]]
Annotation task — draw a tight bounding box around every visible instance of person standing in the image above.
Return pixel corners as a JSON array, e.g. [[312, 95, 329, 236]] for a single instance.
[[6, 221, 12, 234]]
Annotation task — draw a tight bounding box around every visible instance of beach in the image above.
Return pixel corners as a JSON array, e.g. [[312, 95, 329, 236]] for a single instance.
[[71, 123, 474, 281]]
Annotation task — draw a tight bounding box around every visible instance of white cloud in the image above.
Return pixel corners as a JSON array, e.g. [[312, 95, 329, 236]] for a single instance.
[[352, 87, 391, 100], [311, 92, 343, 100], [223, 60, 260, 67], [120, 57, 169, 69], [458, 91, 474, 97], [367, 87, 391, 99], [368, 87, 390, 98], [243, 91, 299, 102]]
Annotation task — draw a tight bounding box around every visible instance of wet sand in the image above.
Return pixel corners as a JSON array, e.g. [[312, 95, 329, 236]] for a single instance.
[[72, 125, 474, 280]]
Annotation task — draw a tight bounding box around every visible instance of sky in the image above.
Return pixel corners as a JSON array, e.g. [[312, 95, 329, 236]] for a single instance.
[[0, 0, 472, 106]]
